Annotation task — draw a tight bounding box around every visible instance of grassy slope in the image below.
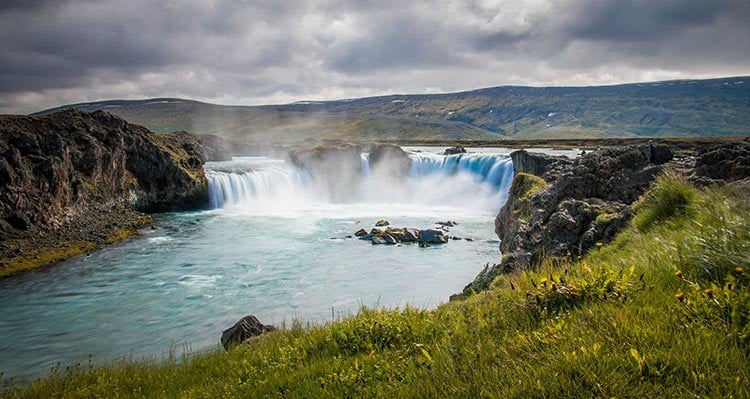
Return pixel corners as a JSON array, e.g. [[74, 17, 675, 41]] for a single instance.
[[37, 77, 750, 141], [6, 176, 749, 398]]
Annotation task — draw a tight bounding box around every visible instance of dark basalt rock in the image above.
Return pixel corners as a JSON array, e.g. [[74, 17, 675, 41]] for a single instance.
[[161, 132, 234, 163], [510, 150, 571, 180], [354, 228, 368, 237], [693, 141, 750, 183], [457, 141, 748, 299], [288, 143, 363, 201], [496, 145, 669, 267], [402, 228, 420, 242], [443, 145, 466, 155], [221, 315, 276, 350], [418, 229, 448, 244], [0, 109, 210, 274], [368, 143, 412, 179]]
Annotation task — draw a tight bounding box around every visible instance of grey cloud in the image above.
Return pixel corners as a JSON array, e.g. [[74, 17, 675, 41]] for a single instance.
[[0, 0, 748, 114], [562, 0, 739, 42]]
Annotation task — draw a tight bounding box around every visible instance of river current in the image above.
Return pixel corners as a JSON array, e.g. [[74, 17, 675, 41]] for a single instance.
[[0, 146, 572, 380]]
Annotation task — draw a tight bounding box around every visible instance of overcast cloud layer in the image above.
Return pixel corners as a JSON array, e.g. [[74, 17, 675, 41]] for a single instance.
[[1, 0, 749, 114]]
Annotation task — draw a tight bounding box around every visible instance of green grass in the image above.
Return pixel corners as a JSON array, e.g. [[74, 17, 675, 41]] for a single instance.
[[511, 173, 546, 201], [5, 176, 749, 398]]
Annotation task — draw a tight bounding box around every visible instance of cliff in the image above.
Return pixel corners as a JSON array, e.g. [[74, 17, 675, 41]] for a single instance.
[[460, 140, 750, 296], [0, 109, 210, 276], [460, 144, 674, 295]]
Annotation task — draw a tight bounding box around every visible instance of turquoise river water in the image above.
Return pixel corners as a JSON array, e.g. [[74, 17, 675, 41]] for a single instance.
[[0, 146, 574, 380]]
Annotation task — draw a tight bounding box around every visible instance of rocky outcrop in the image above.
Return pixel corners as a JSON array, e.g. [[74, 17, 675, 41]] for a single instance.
[[692, 141, 750, 184], [497, 145, 673, 266], [443, 145, 466, 155], [158, 131, 233, 163], [221, 315, 276, 350], [418, 229, 449, 244], [357, 224, 448, 246], [457, 144, 674, 297], [0, 109, 210, 275], [509, 149, 571, 179], [288, 143, 363, 201], [368, 143, 412, 179]]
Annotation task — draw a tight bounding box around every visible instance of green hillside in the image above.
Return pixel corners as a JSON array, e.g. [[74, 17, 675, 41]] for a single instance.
[[38, 77, 750, 141]]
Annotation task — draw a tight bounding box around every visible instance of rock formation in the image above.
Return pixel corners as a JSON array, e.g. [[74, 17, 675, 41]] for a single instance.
[[158, 131, 234, 163], [692, 141, 750, 185], [288, 142, 414, 200], [221, 315, 276, 350], [368, 143, 412, 179], [0, 109, 211, 275], [458, 144, 674, 296], [288, 143, 363, 201], [443, 145, 467, 155]]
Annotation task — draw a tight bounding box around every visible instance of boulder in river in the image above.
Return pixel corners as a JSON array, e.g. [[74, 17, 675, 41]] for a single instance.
[[221, 315, 276, 350], [383, 234, 399, 245], [419, 229, 449, 244], [375, 219, 390, 227], [354, 228, 368, 237], [401, 228, 420, 242], [443, 146, 467, 155]]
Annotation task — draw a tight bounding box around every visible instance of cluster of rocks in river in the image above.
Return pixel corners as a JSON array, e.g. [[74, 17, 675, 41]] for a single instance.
[[0, 109, 232, 275], [351, 219, 469, 247]]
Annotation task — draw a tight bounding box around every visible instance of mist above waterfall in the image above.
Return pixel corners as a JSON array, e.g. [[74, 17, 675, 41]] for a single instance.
[[206, 147, 514, 217]]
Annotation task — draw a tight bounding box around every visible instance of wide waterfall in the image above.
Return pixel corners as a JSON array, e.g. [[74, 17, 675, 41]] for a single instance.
[[206, 150, 515, 214], [0, 146, 521, 380], [206, 158, 311, 209]]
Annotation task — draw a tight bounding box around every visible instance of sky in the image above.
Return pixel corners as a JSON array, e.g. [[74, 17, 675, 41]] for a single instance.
[[1, 0, 749, 114]]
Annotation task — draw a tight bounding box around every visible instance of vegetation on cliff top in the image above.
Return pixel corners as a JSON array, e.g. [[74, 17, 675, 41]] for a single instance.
[[5, 176, 749, 398]]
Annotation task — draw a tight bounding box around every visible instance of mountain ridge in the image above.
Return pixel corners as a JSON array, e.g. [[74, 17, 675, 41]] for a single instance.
[[36, 76, 750, 142]]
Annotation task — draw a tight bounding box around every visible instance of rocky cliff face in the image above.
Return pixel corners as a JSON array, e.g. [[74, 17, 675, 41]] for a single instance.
[[692, 141, 750, 185], [497, 144, 674, 265], [459, 144, 674, 296], [0, 109, 210, 275]]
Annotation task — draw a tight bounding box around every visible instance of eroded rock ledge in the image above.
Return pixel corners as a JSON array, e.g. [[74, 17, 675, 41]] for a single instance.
[[459, 144, 675, 296], [0, 109, 218, 276], [459, 141, 750, 297]]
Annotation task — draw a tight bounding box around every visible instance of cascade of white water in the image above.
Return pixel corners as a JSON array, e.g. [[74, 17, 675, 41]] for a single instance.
[[360, 153, 371, 177], [207, 158, 310, 209], [206, 151, 515, 212], [408, 152, 514, 190]]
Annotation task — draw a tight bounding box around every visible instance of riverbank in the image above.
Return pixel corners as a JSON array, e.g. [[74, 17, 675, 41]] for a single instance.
[[0, 110, 216, 277], [6, 175, 748, 397]]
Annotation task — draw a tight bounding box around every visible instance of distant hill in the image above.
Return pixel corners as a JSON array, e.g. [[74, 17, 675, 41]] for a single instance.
[[37, 77, 750, 142]]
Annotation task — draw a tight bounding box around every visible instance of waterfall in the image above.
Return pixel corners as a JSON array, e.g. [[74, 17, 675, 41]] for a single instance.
[[207, 158, 310, 209], [206, 151, 515, 212], [408, 153, 514, 191], [360, 153, 371, 177]]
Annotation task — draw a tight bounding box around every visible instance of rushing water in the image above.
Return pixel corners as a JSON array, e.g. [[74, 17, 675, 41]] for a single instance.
[[0, 147, 522, 380]]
